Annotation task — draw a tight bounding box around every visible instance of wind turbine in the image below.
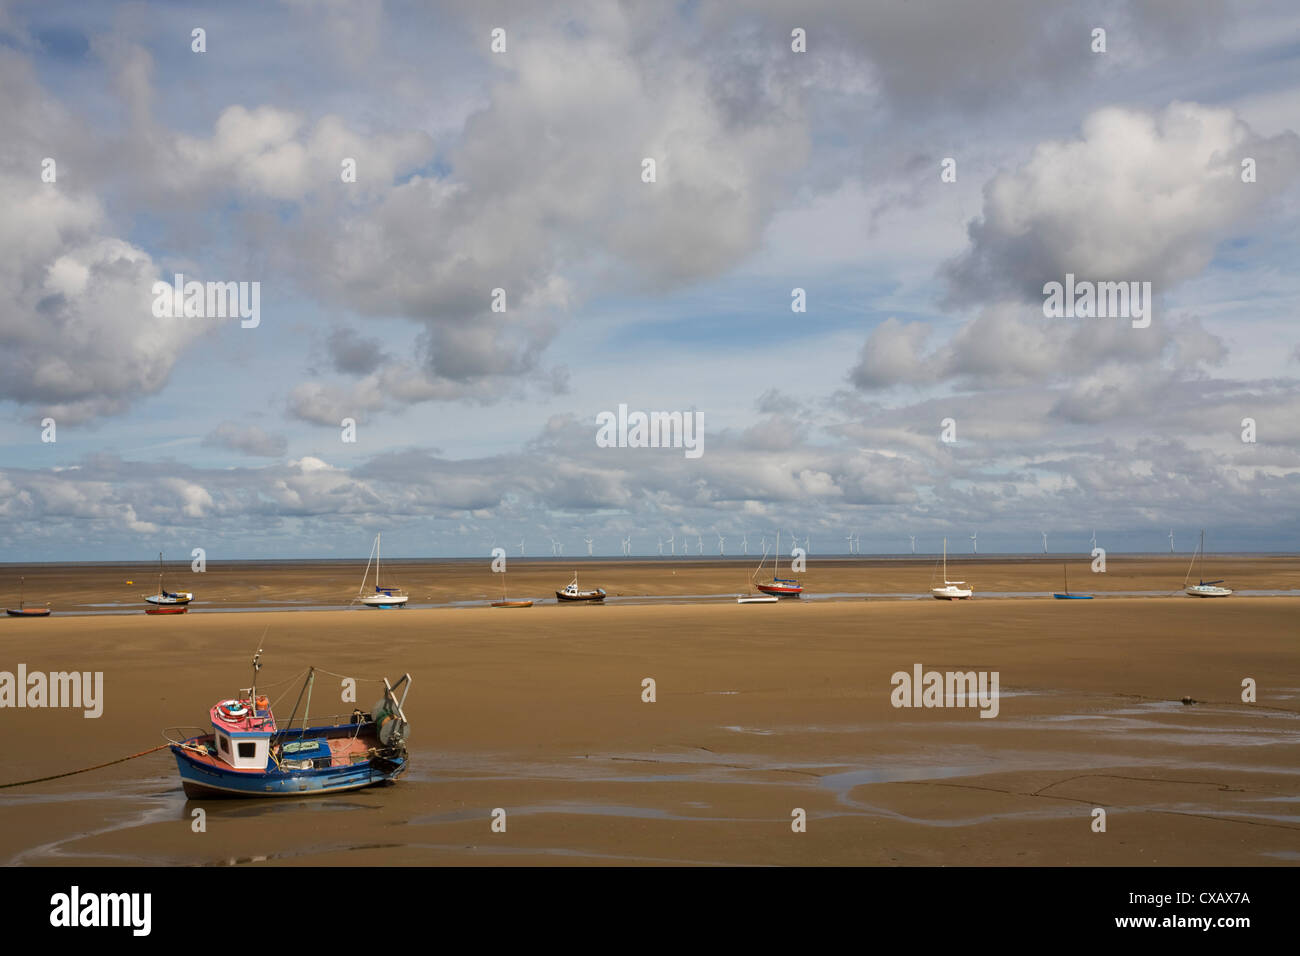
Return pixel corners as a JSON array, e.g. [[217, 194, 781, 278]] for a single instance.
[[1090, 529, 1097, 552], [717, 533, 726, 555], [657, 537, 663, 556], [550, 537, 563, 557], [741, 533, 748, 555], [908, 535, 916, 554], [1041, 531, 1048, 554], [853, 533, 861, 554], [518, 538, 525, 556], [666, 533, 675, 556], [697, 534, 703, 555], [759, 535, 767, 554], [622, 535, 631, 556], [1168, 530, 1175, 553], [845, 532, 854, 555], [804, 534, 811, 554], [584, 535, 593, 556], [970, 532, 978, 554]]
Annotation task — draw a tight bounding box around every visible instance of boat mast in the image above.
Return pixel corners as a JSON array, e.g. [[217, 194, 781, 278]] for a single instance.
[[18, 575, 23, 611]]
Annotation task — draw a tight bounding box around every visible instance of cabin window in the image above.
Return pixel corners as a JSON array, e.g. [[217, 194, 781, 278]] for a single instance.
[[238, 742, 256, 759], [218, 734, 230, 754]]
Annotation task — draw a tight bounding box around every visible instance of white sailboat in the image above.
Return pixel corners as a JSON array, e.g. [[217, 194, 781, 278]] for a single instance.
[[931, 538, 973, 600], [1184, 530, 1232, 598], [355, 533, 409, 608]]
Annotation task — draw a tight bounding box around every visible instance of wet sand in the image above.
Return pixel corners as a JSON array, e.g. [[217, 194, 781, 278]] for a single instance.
[[3, 554, 1298, 613], [1, 572, 1297, 866]]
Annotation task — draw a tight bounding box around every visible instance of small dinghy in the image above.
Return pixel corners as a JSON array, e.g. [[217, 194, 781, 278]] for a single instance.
[[6, 576, 51, 617], [166, 652, 411, 798], [144, 552, 193, 606], [556, 572, 606, 602], [737, 594, 778, 604], [145, 605, 188, 615]]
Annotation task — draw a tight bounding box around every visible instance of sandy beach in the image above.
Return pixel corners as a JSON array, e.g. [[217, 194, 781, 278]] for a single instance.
[[1, 557, 1297, 866]]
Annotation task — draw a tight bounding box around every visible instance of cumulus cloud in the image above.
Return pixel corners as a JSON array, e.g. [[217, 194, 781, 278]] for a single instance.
[[945, 102, 1300, 304], [0, 54, 210, 422]]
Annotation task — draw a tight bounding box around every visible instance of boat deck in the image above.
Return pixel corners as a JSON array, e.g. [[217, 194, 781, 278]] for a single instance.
[[180, 729, 377, 773]]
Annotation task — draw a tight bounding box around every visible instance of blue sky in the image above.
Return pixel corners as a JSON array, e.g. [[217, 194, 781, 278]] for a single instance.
[[1, 0, 1298, 560]]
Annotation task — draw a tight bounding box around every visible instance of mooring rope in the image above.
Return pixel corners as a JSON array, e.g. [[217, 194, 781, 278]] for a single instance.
[[0, 743, 171, 790]]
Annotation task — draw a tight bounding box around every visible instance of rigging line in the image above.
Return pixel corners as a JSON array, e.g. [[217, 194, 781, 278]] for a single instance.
[[0, 744, 170, 790], [311, 667, 393, 684]]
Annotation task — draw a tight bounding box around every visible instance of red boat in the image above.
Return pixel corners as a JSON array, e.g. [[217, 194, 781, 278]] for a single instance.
[[751, 532, 803, 598], [146, 605, 188, 615], [755, 580, 803, 597]]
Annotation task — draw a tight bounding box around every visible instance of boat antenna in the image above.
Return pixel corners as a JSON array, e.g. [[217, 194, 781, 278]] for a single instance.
[[250, 626, 268, 705]]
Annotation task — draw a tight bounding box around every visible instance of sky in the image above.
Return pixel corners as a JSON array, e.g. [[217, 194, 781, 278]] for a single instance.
[[0, 0, 1298, 561]]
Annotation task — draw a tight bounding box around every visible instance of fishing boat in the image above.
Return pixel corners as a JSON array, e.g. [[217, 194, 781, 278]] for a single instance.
[[1184, 530, 1232, 597], [755, 531, 803, 597], [1053, 561, 1093, 599], [556, 572, 606, 602], [5, 576, 51, 617], [145, 605, 188, 615], [931, 538, 973, 600], [354, 533, 409, 608], [143, 552, 193, 606], [166, 651, 411, 798]]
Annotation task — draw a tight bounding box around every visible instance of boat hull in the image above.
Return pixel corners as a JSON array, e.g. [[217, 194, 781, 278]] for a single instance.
[[931, 587, 972, 600], [492, 600, 533, 608], [1186, 586, 1232, 597], [6, 608, 51, 617], [146, 605, 188, 614], [145, 594, 192, 605], [738, 595, 778, 604], [359, 595, 409, 607], [555, 591, 605, 602], [755, 582, 802, 597], [171, 728, 407, 798], [1053, 593, 1093, 600]]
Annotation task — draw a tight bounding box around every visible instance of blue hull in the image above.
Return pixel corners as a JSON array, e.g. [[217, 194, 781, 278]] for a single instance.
[[1053, 593, 1093, 600], [171, 725, 408, 798]]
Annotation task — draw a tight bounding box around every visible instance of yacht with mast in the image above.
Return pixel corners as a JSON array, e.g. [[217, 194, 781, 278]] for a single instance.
[[144, 552, 193, 606], [931, 538, 973, 600], [755, 531, 803, 597], [1184, 530, 1232, 597], [6, 576, 51, 617], [354, 533, 409, 608]]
